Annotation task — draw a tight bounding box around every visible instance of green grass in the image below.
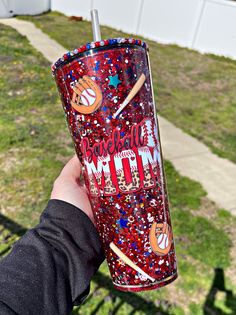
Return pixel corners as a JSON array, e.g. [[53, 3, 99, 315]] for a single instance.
[[0, 21, 236, 315], [19, 11, 236, 164], [0, 23, 74, 227]]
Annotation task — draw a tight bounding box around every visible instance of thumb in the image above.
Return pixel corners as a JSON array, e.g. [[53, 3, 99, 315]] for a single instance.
[[59, 154, 82, 180]]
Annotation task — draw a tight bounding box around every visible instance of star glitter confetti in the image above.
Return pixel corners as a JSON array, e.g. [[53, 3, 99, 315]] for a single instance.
[[108, 74, 121, 88], [117, 218, 129, 228]]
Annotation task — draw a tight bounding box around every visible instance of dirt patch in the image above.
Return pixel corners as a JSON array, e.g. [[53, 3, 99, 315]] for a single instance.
[[55, 128, 73, 148], [0, 205, 21, 216], [192, 197, 218, 220], [55, 154, 71, 165], [165, 280, 189, 312], [0, 148, 23, 172], [14, 116, 26, 124], [0, 55, 14, 64]]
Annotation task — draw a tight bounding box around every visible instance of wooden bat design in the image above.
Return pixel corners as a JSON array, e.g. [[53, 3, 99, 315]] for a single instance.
[[110, 242, 155, 282], [113, 73, 146, 118]]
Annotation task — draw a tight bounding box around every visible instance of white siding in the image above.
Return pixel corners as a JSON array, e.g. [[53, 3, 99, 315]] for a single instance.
[[24, 0, 236, 60]]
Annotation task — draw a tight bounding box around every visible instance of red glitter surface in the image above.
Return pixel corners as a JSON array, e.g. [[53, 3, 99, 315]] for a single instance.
[[54, 43, 177, 291]]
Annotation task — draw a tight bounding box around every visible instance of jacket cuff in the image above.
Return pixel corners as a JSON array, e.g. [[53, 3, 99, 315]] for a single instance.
[[39, 199, 105, 304]]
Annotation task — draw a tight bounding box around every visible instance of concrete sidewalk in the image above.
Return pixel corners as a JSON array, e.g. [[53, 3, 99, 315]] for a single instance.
[[159, 117, 236, 214], [1, 18, 236, 214], [1, 18, 65, 63]]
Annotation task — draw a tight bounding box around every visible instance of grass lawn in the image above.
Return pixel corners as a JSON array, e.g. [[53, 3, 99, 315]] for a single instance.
[[0, 20, 236, 315], [19, 11, 236, 164]]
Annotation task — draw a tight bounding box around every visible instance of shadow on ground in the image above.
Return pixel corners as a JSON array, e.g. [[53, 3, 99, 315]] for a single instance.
[[204, 268, 236, 315], [78, 271, 173, 315], [1, 215, 236, 314], [0, 213, 26, 256]]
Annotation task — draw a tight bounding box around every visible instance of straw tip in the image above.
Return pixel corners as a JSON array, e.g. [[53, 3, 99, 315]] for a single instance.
[[90, 8, 101, 42], [90, 8, 99, 16]]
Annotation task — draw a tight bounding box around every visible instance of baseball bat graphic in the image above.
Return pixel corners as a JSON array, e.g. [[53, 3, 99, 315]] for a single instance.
[[110, 242, 156, 282], [113, 73, 146, 118]]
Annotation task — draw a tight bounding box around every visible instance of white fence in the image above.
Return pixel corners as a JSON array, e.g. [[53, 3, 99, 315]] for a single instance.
[[1, 0, 235, 59], [51, 0, 236, 60], [0, 0, 50, 17]]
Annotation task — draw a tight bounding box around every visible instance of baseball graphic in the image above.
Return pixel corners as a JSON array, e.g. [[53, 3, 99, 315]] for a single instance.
[[157, 233, 169, 249], [149, 222, 172, 256], [71, 75, 102, 114], [141, 119, 158, 147], [80, 88, 96, 106]]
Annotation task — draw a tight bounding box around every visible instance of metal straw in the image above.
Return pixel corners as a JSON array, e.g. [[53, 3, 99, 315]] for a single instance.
[[91, 9, 101, 41]]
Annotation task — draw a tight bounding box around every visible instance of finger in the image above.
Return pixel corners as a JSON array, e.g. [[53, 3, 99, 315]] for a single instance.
[[73, 82, 83, 94], [82, 77, 93, 90], [59, 154, 82, 180], [78, 78, 89, 90]]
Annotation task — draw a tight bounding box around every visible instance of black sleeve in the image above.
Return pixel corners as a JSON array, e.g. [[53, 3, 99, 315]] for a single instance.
[[0, 199, 105, 315]]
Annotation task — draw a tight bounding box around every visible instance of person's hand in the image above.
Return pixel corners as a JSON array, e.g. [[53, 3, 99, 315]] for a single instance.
[[51, 155, 94, 224]]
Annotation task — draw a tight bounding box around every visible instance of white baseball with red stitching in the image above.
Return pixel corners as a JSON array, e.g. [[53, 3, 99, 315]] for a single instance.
[[158, 233, 169, 249], [141, 119, 158, 147], [80, 88, 96, 106]]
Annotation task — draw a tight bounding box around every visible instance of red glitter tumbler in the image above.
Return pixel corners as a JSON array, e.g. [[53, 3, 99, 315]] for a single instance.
[[52, 13, 177, 292]]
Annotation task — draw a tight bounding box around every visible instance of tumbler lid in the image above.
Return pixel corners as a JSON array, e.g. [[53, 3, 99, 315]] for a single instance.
[[51, 38, 148, 76]]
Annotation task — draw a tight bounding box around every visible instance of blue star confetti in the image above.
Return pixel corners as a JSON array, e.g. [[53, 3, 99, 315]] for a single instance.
[[108, 74, 121, 88], [117, 218, 128, 228]]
